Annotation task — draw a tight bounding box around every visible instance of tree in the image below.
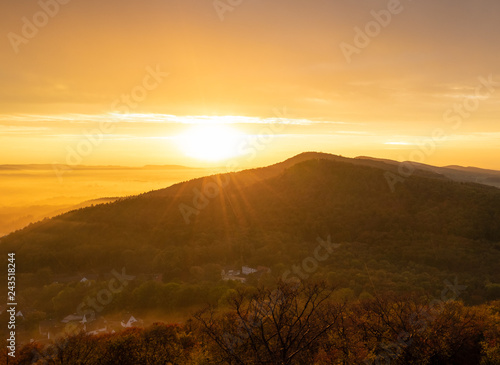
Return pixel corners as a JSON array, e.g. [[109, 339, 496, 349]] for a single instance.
[[194, 280, 344, 365]]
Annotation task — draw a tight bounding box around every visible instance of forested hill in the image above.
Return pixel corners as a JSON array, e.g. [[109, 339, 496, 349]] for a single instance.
[[1, 153, 500, 296]]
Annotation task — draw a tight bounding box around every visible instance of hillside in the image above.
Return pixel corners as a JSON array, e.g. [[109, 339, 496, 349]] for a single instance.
[[1, 153, 500, 317], [0, 198, 119, 238]]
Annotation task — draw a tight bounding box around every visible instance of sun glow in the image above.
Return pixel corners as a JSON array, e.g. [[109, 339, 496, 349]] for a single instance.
[[177, 124, 244, 162]]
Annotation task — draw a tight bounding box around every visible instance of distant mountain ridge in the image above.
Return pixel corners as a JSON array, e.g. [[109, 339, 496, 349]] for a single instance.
[[3, 155, 498, 188], [355, 155, 500, 189], [152, 152, 448, 199], [0, 164, 200, 171]]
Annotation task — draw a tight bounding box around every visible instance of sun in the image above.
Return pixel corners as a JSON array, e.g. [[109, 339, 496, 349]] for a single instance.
[[177, 124, 244, 162]]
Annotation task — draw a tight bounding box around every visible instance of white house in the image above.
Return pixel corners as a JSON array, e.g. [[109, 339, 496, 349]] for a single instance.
[[242, 266, 258, 275], [221, 267, 246, 283], [62, 314, 83, 323]]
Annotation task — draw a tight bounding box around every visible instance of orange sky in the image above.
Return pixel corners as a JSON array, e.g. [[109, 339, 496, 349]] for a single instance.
[[1, 0, 499, 169]]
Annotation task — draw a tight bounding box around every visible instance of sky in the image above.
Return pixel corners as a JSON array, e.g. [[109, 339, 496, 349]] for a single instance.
[[1, 0, 500, 169]]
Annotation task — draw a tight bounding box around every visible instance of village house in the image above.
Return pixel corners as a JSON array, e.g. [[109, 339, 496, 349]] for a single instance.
[[221, 265, 271, 283]]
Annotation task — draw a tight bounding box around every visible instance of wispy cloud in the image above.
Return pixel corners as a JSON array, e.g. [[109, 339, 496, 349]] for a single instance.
[[384, 141, 413, 145], [0, 113, 358, 130], [0, 126, 51, 134]]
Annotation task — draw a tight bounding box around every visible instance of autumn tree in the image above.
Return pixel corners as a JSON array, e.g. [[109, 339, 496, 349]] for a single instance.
[[195, 280, 344, 365]]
